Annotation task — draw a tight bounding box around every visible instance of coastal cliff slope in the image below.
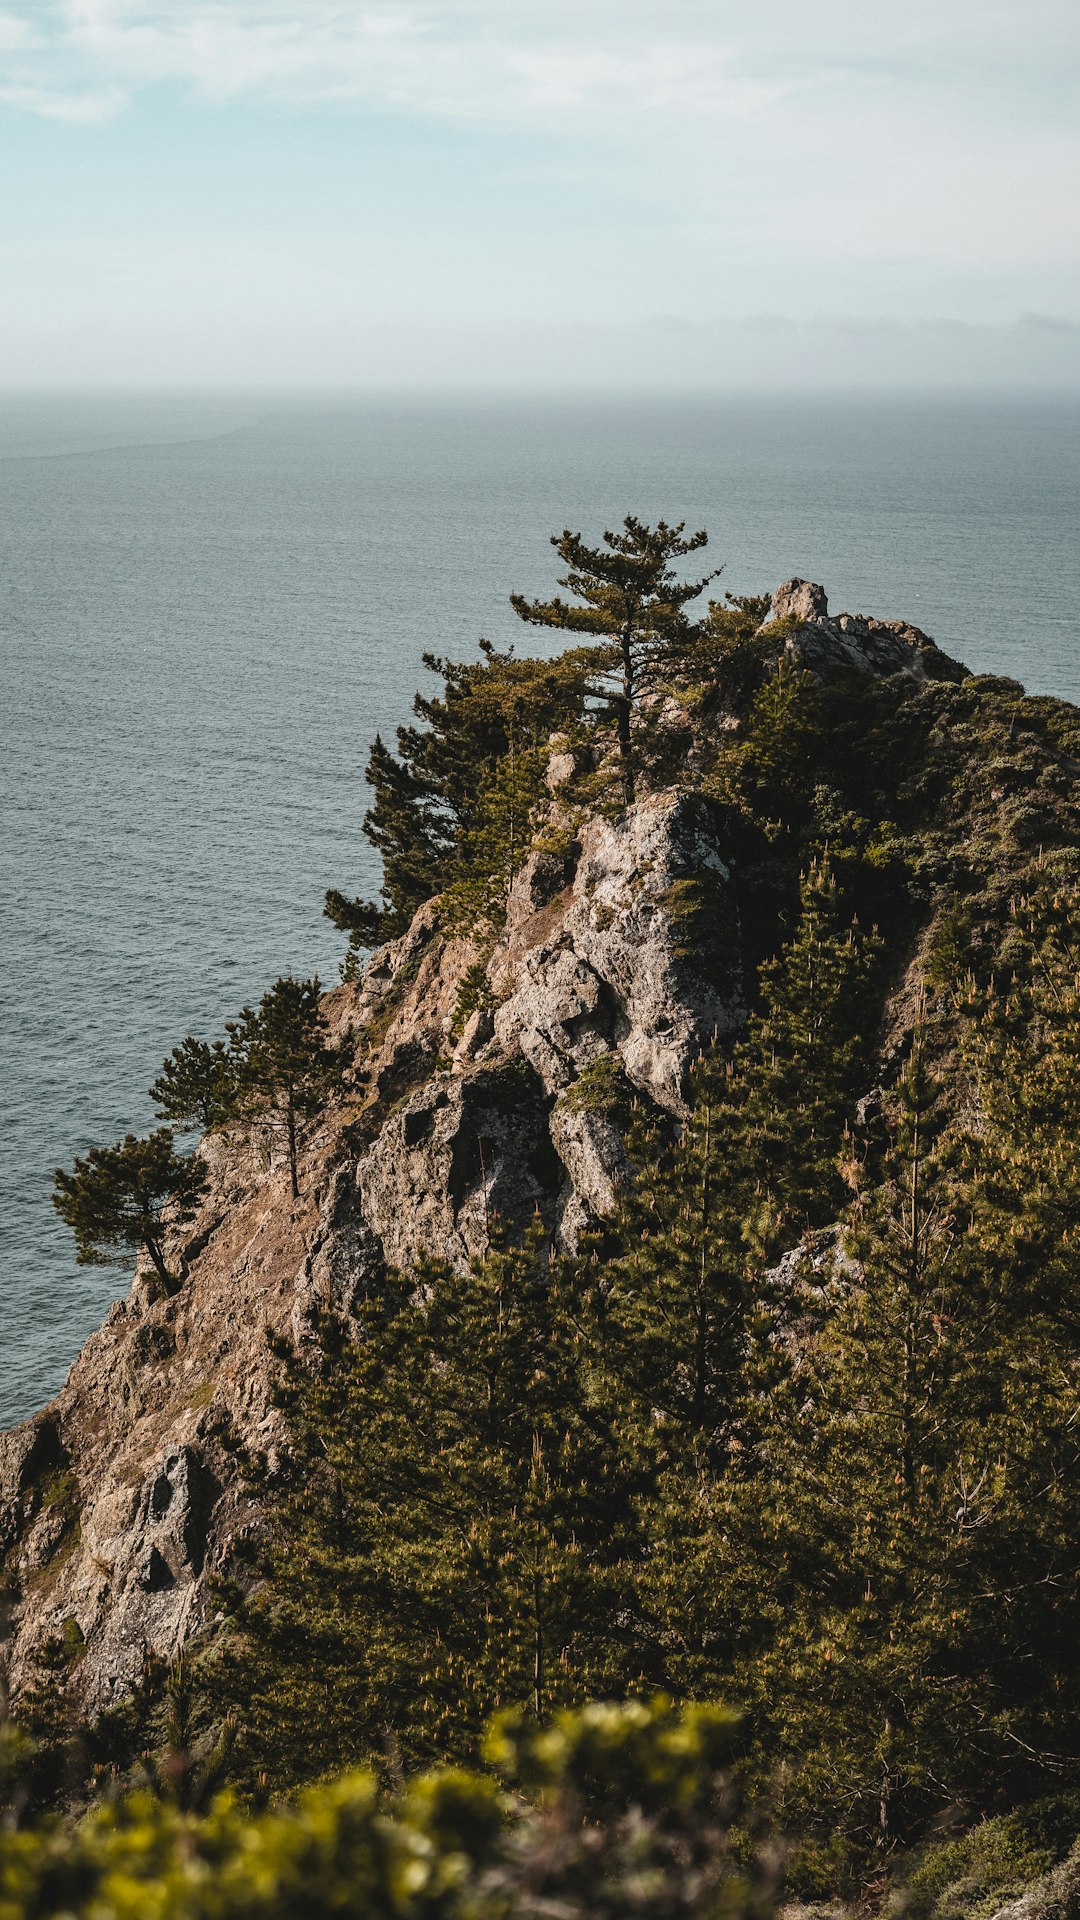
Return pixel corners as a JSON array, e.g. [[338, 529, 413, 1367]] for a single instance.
[[3, 577, 1079, 1717]]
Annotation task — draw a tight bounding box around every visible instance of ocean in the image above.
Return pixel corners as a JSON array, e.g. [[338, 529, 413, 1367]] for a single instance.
[[2, 388, 1079, 1428]]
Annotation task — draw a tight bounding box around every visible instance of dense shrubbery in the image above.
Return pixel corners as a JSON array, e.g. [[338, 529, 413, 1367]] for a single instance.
[[0, 1699, 775, 1920], [903, 1798, 1080, 1920]]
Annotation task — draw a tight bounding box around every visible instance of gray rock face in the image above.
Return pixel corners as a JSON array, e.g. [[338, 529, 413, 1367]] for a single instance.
[[772, 578, 829, 624], [493, 789, 743, 1115], [549, 1096, 629, 1247], [77, 1442, 216, 1705], [359, 1063, 559, 1271], [767, 578, 965, 685]]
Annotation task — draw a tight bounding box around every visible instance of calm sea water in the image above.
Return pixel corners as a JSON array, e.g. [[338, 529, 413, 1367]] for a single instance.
[[2, 389, 1079, 1427]]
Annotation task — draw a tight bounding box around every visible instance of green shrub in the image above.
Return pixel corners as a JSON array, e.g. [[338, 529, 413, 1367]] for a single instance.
[[562, 1053, 636, 1120], [902, 1798, 1080, 1920], [0, 1698, 775, 1920]]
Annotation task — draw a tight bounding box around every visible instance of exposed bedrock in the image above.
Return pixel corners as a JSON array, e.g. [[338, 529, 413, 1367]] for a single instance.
[[492, 788, 744, 1113], [768, 576, 965, 685]]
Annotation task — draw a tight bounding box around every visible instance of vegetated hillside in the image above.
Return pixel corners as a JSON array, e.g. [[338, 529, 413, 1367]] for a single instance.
[[4, 540, 1080, 1897]]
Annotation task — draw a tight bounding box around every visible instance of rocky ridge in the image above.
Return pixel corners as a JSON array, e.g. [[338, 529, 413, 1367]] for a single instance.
[[0, 581, 1027, 1714]]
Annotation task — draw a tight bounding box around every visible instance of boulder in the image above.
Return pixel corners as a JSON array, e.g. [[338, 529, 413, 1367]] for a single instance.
[[771, 577, 829, 623]]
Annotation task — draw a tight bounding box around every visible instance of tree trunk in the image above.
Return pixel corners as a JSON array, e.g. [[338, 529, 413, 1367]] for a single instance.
[[619, 626, 635, 805], [694, 1101, 713, 1431], [533, 1564, 544, 1720], [142, 1228, 177, 1296], [286, 1101, 299, 1199]]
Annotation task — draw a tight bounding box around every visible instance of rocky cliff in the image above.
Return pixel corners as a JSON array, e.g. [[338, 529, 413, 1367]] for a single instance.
[[4, 579, 1077, 1719]]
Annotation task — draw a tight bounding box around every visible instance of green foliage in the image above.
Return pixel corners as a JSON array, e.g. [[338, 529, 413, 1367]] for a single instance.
[[682, 595, 776, 709], [211, 872, 888, 1816], [150, 1037, 240, 1132], [443, 738, 550, 934], [52, 1130, 206, 1296], [903, 1799, 1080, 1920], [511, 517, 721, 805], [137, 1657, 236, 1815], [597, 1055, 758, 1450], [561, 1053, 636, 1120], [329, 643, 595, 949], [747, 863, 883, 1227], [719, 995, 1080, 1872], [0, 1698, 772, 1920], [710, 657, 822, 835], [212, 1227, 652, 1789], [450, 964, 497, 1041], [958, 882, 1080, 1326], [575, 871, 883, 1730], [226, 977, 349, 1198]]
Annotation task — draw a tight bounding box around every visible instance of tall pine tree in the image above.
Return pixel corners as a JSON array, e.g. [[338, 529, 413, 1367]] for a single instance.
[[511, 517, 721, 805], [227, 977, 348, 1198]]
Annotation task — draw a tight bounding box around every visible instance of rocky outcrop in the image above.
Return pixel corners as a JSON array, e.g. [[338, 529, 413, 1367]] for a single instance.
[[768, 577, 966, 685], [359, 1061, 561, 1271], [492, 789, 742, 1113], [549, 1099, 629, 1247], [0, 581, 976, 1713]]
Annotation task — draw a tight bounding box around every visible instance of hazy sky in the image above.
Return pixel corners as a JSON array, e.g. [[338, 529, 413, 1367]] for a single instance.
[[2, 0, 1079, 385]]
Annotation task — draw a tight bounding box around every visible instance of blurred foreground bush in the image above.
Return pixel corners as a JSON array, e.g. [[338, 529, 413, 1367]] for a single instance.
[[0, 1697, 778, 1920]]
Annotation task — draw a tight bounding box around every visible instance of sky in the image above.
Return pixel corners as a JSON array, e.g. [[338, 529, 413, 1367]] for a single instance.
[[1, 0, 1079, 386]]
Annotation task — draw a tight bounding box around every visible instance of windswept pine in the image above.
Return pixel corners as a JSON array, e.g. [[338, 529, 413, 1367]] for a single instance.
[[52, 1130, 206, 1297]]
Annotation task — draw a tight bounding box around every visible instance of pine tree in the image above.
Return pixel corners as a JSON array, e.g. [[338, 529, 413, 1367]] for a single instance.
[[52, 1130, 206, 1295], [511, 517, 721, 804], [138, 1654, 236, 1812], [444, 729, 550, 933], [730, 656, 822, 832], [600, 863, 882, 1420], [325, 732, 448, 950], [150, 1036, 240, 1132], [214, 1229, 651, 1787], [959, 880, 1080, 1329], [327, 644, 594, 950], [747, 861, 883, 1233], [579, 867, 883, 1710], [732, 1004, 1080, 1866], [227, 977, 348, 1199], [599, 1056, 754, 1455]]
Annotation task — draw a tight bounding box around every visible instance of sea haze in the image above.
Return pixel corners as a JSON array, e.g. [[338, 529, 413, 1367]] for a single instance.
[[2, 389, 1079, 1427]]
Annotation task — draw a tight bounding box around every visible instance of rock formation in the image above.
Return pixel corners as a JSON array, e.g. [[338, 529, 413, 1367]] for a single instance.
[[3, 578, 1068, 1720]]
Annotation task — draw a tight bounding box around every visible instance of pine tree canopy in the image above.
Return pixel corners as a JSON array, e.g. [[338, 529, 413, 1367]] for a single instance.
[[226, 975, 348, 1197], [212, 1225, 655, 1787], [52, 1129, 206, 1295], [511, 517, 722, 803], [197, 881, 1080, 1881], [150, 1035, 240, 1131], [326, 642, 596, 948]]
